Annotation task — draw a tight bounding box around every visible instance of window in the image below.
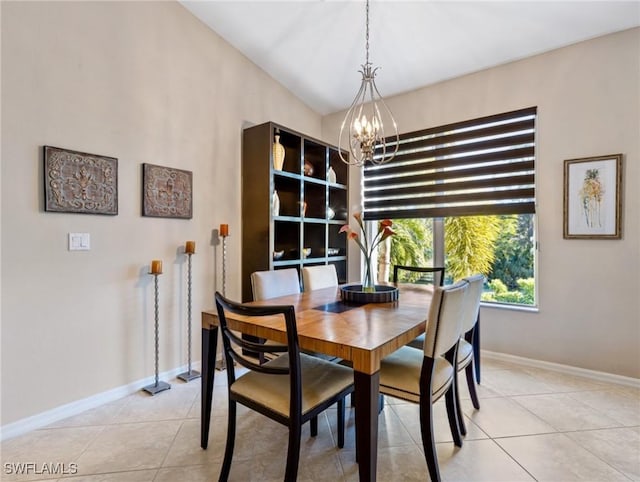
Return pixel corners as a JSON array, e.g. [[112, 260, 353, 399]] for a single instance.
[[365, 107, 537, 306]]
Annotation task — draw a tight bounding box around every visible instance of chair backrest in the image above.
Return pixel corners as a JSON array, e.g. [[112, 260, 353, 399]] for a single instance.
[[251, 268, 301, 301], [302, 265, 338, 291], [393, 265, 445, 286], [461, 274, 484, 333], [214, 292, 302, 405], [423, 280, 468, 358]]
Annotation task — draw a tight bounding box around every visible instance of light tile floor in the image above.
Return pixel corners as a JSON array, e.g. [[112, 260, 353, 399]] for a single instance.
[[2, 358, 639, 481]]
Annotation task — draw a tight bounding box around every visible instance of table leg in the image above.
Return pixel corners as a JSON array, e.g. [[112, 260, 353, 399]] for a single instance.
[[354, 370, 379, 482], [201, 326, 218, 449]]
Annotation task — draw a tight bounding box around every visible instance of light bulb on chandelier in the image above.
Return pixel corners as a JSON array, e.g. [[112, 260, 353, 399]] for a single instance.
[[338, 0, 399, 167]]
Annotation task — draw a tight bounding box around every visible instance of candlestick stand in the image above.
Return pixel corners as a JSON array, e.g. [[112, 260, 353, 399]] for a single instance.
[[222, 235, 228, 297], [178, 252, 200, 382], [143, 273, 171, 395], [216, 231, 229, 370]]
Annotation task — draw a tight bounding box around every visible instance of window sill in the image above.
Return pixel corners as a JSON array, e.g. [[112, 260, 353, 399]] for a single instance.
[[480, 301, 539, 313]]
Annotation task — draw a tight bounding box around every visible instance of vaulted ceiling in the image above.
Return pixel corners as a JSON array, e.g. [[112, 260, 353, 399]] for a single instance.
[[181, 1, 640, 115]]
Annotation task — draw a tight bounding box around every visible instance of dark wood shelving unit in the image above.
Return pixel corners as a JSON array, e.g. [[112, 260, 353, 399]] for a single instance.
[[241, 122, 349, 301]]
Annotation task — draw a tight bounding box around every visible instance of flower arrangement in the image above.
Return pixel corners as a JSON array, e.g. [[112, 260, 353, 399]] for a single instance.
[[340, 213, 395, 292]]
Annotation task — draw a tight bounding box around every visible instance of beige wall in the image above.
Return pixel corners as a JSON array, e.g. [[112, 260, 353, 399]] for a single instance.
[[1, 1, 321, 425], [2, 2, 638, 429], [324, 27, 640, 379]]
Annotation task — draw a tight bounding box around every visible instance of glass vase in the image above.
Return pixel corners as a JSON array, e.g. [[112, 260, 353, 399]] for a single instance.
[[362, 255, 375, 293]]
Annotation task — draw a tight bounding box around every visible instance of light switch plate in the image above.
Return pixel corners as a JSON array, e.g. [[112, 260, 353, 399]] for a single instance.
[[69, 233, 90, 251]]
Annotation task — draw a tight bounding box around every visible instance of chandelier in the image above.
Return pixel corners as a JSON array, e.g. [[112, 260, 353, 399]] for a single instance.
[[338, 0, 399, 166]]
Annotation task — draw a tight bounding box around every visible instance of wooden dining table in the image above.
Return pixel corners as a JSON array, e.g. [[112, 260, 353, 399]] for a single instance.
[[200, 284, 434, 482]]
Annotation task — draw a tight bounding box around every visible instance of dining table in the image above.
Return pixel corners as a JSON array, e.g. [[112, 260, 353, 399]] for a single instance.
[[200, 283, 434, 482]]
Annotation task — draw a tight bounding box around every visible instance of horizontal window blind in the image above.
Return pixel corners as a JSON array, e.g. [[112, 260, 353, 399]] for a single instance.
[[363, 107, 536, 220]]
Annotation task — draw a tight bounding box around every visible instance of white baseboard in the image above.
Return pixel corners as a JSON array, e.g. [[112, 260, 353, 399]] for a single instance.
[[482, 350, 640, 388], [0, 362, 201, 442]]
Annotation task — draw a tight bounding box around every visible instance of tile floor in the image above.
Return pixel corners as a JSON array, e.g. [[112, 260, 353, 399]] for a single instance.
[[2, 357, 639, 481]]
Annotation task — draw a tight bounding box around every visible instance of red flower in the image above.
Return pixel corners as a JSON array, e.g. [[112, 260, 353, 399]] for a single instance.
[[380, 227, 395, 241], [340, 212, 395, 259]]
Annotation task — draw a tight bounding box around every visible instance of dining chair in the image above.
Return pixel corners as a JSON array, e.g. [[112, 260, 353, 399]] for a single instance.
[[393, 265, 445, 286], [379, 280, 468, 482], [250, 268, 346, 442], [302, 264, 338, 291], [251, 268, 301, 301], [393, 266, 445, 350], [454, 274, 484, 436], [249, 268, 301, 363], [214, 292, 354, 481]]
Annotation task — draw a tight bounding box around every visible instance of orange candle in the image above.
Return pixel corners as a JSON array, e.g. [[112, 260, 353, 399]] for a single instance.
[[150, 260, 163, 275], [220, 224, 229, 237], [185, 241, 196, 254]]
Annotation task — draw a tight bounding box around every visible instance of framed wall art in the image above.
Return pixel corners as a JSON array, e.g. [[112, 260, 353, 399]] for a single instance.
[[43, 146, 118, 215], [563, 154, 622, 239], [142, 163, 193, 219]]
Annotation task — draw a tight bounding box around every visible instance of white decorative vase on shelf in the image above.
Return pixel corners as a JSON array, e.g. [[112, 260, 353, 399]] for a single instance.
[[272, 190, 280, 217], [328, 166, 337, 183], [273, 134, 285, 171]]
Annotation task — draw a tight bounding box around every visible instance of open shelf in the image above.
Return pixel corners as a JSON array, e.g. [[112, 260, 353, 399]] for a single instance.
[[242, 121, 349, 301]]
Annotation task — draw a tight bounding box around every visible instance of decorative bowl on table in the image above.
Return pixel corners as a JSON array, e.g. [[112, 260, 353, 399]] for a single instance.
[[273, 250, 284, 260], [340, 284, 399, 303]]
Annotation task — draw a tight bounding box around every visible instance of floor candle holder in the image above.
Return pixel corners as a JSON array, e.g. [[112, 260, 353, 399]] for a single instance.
[[216, 224, 229, 370], [178, 242, 200, 382], [143, 261, 171, 395], [221, 233, 228, 297]]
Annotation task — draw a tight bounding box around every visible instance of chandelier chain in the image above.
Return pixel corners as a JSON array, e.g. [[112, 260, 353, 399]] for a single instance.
[[365, 0, 370, 66]]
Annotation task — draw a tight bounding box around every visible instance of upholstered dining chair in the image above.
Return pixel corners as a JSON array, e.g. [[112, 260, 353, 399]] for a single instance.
[[302, 264, 338, 291], [214, 292, 354, 481], [251, 268, 301, 301], [379, 280, 468, 482], [393, 266, 445, 351], [250, 268, 346, 441], [454, 274, 484, 436], [249, 268, 301, 363]]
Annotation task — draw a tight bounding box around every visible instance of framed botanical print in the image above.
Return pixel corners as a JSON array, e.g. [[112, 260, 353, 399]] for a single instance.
[[563, 154, 622, 239]]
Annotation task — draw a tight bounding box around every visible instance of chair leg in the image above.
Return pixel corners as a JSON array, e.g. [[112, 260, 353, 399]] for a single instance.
[[337, 398, 345, 448], [219, 400, 236, 482], [310, 416, 318, 437], [466, 362, 481, 410], [419, 391, 440, 482], [445, 386, 463, 448], [284, 417, 302, 482], [444, 345, 463, 447], [454, 371, 467, 437], [473, 319, 481, 384]]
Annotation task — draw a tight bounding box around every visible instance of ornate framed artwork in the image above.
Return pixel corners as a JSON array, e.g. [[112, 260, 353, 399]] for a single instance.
[[43, 146, 118, 215], [563, 154, 622, 239], [142, 163, 193, 219]]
